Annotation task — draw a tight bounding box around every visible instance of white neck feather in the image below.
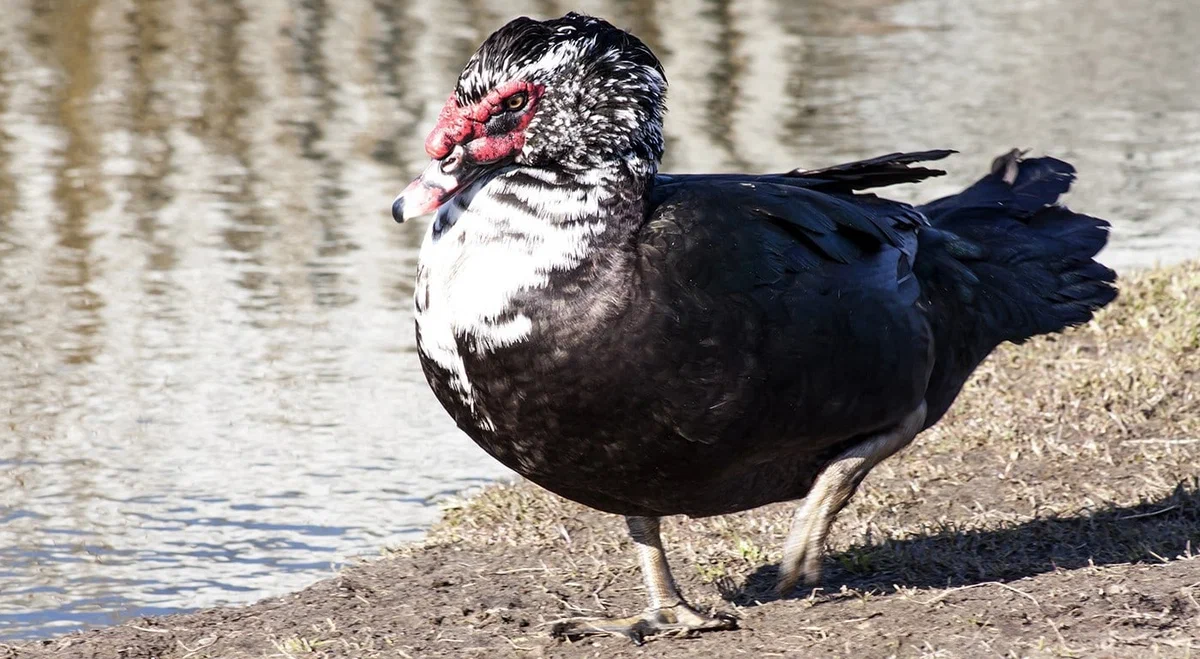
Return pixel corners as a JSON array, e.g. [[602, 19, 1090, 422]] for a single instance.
[[413, 168, 612, 419]]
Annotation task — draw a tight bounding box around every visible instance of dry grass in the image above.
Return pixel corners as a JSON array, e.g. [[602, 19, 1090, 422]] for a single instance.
[[10, 261, 1200, 659]]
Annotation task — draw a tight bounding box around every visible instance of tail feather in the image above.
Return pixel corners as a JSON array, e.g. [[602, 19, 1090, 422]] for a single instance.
[[921, 149, 1076, 217], [915, 150, 1118, 426]]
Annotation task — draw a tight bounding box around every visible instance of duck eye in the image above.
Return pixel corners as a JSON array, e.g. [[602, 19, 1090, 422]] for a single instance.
[[504, 93, 527, 111]]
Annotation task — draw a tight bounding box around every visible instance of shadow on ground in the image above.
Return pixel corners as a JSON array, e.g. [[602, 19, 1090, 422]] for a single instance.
[[736, 480, 1200, 606]]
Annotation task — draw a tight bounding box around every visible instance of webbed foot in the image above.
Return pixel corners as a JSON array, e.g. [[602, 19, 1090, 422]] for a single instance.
[[550, 602, 737, 645]]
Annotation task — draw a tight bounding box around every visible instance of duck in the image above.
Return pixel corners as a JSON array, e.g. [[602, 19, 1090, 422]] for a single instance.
[[392, 12, 1118, 644]]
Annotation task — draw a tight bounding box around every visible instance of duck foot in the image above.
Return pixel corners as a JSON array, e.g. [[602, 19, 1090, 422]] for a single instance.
[[550, 603, 738, 645]]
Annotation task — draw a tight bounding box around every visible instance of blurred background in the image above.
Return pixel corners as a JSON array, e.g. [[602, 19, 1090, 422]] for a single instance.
[[0, 0, 1197, 641]]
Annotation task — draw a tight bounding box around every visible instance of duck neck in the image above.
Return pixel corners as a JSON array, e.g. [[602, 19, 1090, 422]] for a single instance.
[[432, 158, 653, 269], [420, 156, 653, 334], [501, 158, 654, 235]]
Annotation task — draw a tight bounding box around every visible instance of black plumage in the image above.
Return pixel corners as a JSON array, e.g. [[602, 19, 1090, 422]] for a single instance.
[[393, 12, 1117, 643], [432, 151, 1113, 518]]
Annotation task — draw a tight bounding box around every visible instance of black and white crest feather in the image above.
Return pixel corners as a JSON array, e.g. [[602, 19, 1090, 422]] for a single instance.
[[455, 13, 665, 105]]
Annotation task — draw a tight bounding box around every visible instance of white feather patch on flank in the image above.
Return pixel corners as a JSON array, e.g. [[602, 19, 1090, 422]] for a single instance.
[[414, 170, 605, 422]]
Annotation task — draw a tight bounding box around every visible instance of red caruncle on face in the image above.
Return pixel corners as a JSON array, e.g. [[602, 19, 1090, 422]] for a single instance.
[[424, 80, 544, 164]]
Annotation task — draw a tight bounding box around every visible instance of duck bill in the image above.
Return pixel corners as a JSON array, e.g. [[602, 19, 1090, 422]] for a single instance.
[[391, 146, 486, 223], [391, 160, 456, 223]]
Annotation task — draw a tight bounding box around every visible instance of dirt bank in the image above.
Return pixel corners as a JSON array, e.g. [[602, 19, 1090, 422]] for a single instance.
[[7, 262, 1199, 659]]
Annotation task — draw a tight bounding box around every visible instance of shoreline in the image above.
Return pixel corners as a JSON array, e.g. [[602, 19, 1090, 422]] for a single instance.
[[8, 261, 1199, 659]]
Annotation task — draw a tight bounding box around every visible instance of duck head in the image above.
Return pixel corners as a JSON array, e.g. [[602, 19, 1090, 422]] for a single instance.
[[392, 12, 667, 223]]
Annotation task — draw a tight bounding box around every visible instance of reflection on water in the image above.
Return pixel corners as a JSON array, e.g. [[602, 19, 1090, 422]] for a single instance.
[[0, 0, 1197, 640]]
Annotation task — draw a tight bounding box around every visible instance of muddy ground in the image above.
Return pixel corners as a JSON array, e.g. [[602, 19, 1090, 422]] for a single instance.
[[6, 262, 1199, 659]]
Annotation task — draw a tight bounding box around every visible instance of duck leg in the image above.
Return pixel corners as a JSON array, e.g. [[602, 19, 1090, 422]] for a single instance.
[[551, 516, 737, 644], [778, 402, 927, 594]]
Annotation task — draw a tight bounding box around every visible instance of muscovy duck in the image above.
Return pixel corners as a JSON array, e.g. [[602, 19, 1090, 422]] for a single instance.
[[392, 13, 1117, 643]]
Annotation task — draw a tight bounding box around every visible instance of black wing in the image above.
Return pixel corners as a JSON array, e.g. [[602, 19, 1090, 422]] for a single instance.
[[625, 158, 941, 449], [647, 184, 927, 299]]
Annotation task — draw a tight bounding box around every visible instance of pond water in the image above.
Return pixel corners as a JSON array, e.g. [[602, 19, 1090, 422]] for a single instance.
[[1, 0, 1198, 641]]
